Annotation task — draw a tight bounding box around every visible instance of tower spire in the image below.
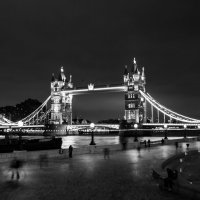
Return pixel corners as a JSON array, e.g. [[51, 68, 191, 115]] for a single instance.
[[51, 73, 55, 82], [124, 65, 128, 75], [142, 67, 145, 77], [132, 57, 139, 74]]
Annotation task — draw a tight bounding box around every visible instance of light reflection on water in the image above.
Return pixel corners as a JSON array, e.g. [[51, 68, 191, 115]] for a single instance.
[[61, 136, 189, 148]]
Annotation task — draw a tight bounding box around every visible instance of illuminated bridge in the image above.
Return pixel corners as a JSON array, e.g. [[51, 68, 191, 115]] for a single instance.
[[1, 58, 200, 133]]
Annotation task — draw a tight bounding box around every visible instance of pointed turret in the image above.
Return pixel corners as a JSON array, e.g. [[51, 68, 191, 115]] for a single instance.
[[51, 73, 55, 82], [133, 57, 139, 74], [131, 57, 138, 74], [69, 74, 72, 83], [58, 72, 63, 81], [124, 65, 128, 75], [58, 66, 66, 82], [67, 74, 73, 88], [142, 67, 145, 77], [123, 65, 129, 84]]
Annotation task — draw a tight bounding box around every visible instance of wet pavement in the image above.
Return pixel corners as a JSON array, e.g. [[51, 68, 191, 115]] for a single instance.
[[0, 141, 199, 200]]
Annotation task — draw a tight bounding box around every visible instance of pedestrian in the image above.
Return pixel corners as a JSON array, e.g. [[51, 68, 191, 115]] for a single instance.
[[39, 154, 48, 168], [103, 148, 110, 159], [147, 139, 151, 147], [69, 145, 73, 158], [186, 143, 190, 149], [144, 140, 147, 148], [161, 138, 164, 145], [175, 142, 178, 149], [10, 157, 23, 180]]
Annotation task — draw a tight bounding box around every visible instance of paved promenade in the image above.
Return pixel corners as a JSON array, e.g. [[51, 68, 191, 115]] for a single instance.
[[0, 142, 199, 200]]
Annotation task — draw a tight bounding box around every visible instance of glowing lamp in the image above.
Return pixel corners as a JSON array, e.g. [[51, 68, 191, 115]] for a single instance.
[[90, 123, 95, 129], [134, 124, 138, 129], [18, 121, 23, 127]]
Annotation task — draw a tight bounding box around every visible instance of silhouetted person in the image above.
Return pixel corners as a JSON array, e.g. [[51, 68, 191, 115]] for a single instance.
[[122, 140, 127, 150], [69, 145, 73, 158], [39, 154, 48, 168], [144, 140, 147, 148], [186, 143, 190, 149], [103, 148, 110, 159], [161, 138, 164, 145], [166, 168, 177, 191], [175, 142, 178, 149], [10, 158, 23, 180], [147, 139, 151, 147]]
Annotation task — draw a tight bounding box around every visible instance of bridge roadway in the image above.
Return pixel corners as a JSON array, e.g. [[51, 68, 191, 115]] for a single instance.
[[0, 141, 199, 200]]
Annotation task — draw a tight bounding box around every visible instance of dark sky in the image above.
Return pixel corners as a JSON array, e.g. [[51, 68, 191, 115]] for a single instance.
[[0, 0, 200, 122]]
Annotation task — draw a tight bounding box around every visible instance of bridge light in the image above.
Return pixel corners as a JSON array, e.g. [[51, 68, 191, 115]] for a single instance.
[[18, 121, 23, 127], [134, 124, 138, 129], [90, 123, 95, 129]]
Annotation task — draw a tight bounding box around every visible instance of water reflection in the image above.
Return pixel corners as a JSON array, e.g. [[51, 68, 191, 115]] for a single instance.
[[61, 136, 190, 148]]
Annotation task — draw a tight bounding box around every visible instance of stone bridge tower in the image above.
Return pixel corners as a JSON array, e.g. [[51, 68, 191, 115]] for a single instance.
[[50, 67, 73, 125], [123, 58, 146, 124]]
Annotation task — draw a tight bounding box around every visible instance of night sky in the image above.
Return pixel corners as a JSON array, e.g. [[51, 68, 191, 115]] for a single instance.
[[0, 0, 200, 122]]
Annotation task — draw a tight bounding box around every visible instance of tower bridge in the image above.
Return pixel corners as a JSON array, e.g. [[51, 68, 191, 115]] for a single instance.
[[1, 58, 200, 134]]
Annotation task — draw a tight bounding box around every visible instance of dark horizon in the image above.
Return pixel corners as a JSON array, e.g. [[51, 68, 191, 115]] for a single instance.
[[0, 0, 200, 121]]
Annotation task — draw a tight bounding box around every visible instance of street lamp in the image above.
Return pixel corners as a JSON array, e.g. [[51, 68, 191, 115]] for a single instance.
[[134, 124, 138, 141], [164, 124, 168, 139], [90, 123, 96, 145]]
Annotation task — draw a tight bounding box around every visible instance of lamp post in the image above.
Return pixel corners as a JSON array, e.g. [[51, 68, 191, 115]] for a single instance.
[[90, 123, 96, 145], [134, 124, 138, 141], [183, 124, 187, 138], [164, 124, 168, 139]]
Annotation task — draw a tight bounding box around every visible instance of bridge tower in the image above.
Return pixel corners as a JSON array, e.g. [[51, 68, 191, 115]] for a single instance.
[[123, 58, 146, 124], [50, 67, 73, 125]]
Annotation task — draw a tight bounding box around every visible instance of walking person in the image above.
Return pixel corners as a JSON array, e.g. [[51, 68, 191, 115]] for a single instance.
[[103, 148, 110, 159], [69, 145, 73, 158], [144, 140, 147, 148], [147, 139, 151, 148], [175, 142, 178, 150], [10, 157, 23, 180], [137, 144, 141, 157]]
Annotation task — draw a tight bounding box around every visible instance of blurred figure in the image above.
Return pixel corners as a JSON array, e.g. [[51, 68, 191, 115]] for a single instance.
[[120, 137, 127, 150], [137, 144, 141, 157], [69, 145, 73, 158], [10, 157, 24, 180], [161, 138, 164, 145], [186, 143, 190, 149], [144, 140, 147, 148], [147, 139, 151, 148], [175, 142, 178, 150], [39, 154, 48, 168], [103, 148, 110, 159]]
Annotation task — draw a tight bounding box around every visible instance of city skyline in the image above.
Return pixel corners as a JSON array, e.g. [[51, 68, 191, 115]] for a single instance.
[[0, 0, 200, 121]]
